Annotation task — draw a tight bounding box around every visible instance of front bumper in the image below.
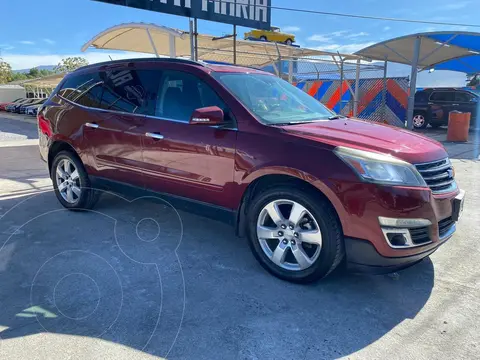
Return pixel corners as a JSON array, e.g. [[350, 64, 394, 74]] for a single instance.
[[345, 223, 455, 274]]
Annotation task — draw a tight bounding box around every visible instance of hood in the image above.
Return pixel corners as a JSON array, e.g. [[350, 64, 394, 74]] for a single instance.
[[281, 118, 447, 164]]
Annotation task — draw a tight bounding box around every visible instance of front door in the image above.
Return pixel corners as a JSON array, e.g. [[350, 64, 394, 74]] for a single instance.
[[139, 69, 237, 209], [429, 91, 456, 123]]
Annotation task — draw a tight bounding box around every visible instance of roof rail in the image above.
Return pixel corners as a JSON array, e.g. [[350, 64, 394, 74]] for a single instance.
[[76, 57, 206, 72]]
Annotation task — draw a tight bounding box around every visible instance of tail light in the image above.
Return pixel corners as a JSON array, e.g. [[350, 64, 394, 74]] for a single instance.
[[38, 114, 52, 137]]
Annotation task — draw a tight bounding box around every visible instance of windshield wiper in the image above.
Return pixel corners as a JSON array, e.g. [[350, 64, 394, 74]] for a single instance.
[[271, 120, 328, 126], [328, 115, 347, 120]]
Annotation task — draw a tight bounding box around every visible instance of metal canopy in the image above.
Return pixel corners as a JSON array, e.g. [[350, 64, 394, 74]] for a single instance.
[[81, 22, 361, 67], [355, 31, 480, 129], [355, 31, 480, 72]]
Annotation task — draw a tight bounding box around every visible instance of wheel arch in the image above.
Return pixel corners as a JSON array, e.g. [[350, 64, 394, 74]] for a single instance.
[[47, 140, 80, 176], [235, 172, 348, 238]]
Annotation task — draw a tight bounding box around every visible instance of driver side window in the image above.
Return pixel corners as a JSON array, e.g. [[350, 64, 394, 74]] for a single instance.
[[156, 70, 232, 123]]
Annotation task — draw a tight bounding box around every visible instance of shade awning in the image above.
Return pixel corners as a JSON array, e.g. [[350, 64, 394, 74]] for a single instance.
[[355, 31, 480, 73], [20, 73, 66, 88], [81, 22, 361, 67]]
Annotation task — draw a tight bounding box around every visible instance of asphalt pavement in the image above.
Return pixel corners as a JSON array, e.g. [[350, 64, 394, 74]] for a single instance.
[[0, 115, 479, 360]]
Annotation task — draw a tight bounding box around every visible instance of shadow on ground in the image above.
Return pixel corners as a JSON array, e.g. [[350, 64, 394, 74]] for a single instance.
[[0, 190, 435, 359]]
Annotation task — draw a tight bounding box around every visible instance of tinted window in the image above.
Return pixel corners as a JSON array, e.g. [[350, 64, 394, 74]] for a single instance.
[[415, 91, 429, 102], [58, 68, 161, 116], [430, 91, 455, 102], [156, 70, 229, 122], [99, 69, 161, 115], [58, 73, 102, 102], [455, 92, 474, 102]]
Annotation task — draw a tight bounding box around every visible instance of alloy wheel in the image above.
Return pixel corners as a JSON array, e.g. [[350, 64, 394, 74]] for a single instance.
[[256, 199, 322, 271], [413, 114, 425, 128], [55, 159, 81, 204]]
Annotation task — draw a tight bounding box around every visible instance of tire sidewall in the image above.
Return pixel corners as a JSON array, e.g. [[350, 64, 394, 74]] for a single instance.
[[51, 151, 91, 209], [413, 112, 428, 129], [246, 187, 342, 282]]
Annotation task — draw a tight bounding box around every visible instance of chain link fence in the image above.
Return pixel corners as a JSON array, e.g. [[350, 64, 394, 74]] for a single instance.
[[199, 47, 408, 126]]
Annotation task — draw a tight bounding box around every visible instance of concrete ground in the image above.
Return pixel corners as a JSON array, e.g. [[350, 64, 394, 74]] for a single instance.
[[0, 114, 479, 360]]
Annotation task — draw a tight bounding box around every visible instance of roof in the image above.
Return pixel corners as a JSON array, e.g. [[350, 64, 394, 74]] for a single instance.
[[81, 22, 361, 67], [72, 57, 270, 75], [355, 31, 480, 73], [0, 84, 25, 89]]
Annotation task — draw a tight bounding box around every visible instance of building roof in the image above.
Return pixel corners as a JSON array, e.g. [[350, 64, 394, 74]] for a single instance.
[[0, 84, 25, 89], [355, 31, 480, 73]]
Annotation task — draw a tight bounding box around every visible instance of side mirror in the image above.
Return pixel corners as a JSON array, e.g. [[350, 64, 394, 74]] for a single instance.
[[189, 106, 224, 125]]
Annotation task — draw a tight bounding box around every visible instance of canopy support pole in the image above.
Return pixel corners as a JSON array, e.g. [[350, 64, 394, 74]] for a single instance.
[[194, 18, 198, 61], [406, 36, 421, 130], [339, 57, 344, 115], [353, 59, 360, 117], [288, 48, 294, 83], [382, 57, 388, 123], [146, 28, 159, 58], [189, 19, 195, 60], [233, 25, 237, 65], [168, 34, 176, 58]]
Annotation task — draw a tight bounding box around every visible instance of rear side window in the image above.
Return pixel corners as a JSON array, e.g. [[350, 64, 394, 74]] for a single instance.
[[430, 91, 455, 102], [57, 68, 161, 116], [415, 91, 429, 102], [455, 92, 474, 102]]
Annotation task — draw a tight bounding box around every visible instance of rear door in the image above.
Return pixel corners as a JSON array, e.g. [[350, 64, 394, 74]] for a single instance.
[[455, 91, 477, 123], [429, 91, 456, 123], [63, 66, 160, 187], [139, 68, 237, 209]]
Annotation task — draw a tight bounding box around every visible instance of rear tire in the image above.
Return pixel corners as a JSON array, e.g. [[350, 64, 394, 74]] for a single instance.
[[51, 150, 99, 210], [413, 111, 428, 129], [260, 36, 267, 41], [246, 186, 344, 283]]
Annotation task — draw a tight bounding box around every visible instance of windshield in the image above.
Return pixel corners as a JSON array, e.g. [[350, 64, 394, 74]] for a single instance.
[[213, 73, 335, 124]]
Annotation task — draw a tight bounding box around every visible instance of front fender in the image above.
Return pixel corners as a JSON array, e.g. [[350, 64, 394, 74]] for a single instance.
[[238, 165, 351, 235]]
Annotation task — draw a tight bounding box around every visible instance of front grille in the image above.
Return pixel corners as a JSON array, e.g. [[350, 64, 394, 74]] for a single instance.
[[409, 226, 430, 245], [439, 216, 455, 238], [415, 158, 456, 194]]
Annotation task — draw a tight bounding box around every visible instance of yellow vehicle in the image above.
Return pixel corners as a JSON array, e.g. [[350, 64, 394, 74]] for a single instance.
[[244, 26, 296, 45]]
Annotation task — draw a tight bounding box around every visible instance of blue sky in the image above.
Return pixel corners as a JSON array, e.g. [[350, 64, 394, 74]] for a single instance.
[[0, 0, 477, 85]]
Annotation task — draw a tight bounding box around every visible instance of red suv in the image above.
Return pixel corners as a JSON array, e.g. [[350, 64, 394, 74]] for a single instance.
[[38, 58, 465, 283]]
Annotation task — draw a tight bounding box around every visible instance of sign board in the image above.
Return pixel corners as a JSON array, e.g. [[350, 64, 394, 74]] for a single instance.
[[93, 0, 272, 30]]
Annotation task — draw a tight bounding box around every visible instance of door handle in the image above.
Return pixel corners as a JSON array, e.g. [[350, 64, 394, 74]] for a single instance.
[[452, 103, 459, 106], [145, 132, 164, 140], [85, 122, 99, 129]]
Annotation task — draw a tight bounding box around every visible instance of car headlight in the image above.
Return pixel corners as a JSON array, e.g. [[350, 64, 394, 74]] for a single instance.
[[334, 146, 427, 187]]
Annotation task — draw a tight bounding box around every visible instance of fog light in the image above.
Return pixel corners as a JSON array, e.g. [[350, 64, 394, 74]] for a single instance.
[[387, 233, 407, 246], [381, 228, 414, 248]]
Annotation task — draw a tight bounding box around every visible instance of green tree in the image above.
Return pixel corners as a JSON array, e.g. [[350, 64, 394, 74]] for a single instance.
[[28, 67, 40, 78], [55, 57, 89, 73], [0, 61, 13, 83]]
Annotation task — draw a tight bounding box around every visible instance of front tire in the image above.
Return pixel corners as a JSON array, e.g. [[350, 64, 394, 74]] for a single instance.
[[51, 150, 99, 210], [285, 38, 293, 45], [260, 36, 267, 41], [246, 186, 344, 283]]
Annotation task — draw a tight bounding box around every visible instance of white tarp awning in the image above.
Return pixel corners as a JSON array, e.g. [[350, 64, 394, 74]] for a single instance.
[[81, 22, 361, 67]]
